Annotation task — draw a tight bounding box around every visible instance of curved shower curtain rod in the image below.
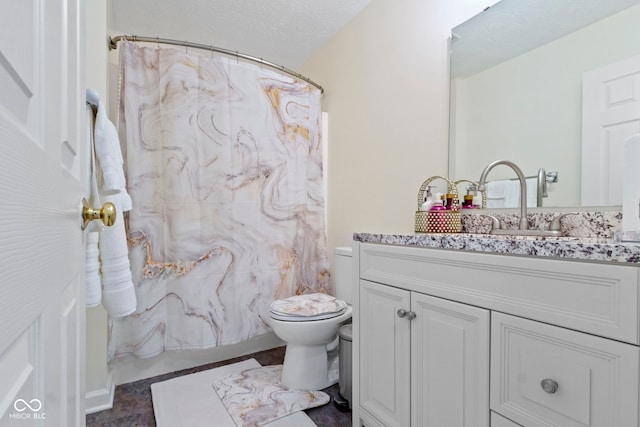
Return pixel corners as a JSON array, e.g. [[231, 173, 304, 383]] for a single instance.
[[108, 34, 324, 94]]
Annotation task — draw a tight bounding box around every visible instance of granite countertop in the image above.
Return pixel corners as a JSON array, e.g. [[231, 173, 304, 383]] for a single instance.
[[353, 232, 640, 265]]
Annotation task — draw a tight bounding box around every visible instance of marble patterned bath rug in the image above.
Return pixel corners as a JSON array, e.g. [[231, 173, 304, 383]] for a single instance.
[[151, 359, 317, 427], [212, 365, 330, 427]]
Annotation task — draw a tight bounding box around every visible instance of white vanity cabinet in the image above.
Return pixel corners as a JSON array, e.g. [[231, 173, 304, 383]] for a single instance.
[[358, 280, 489, 427], [352, 242, 640, 427]]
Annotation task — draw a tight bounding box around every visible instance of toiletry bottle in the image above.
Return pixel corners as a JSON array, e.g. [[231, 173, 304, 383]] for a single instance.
[[430, 199, 446, 211], [451, 195, 460, 211], [420, 185, 434, 211], [462, 194, 473, 208], [429, 198, 447, 232], [445, 193, 454, 210], [472, 194, 482, 209]]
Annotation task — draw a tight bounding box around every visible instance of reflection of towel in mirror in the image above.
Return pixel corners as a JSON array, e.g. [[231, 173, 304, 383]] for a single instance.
[[485, 178, 537, 208]]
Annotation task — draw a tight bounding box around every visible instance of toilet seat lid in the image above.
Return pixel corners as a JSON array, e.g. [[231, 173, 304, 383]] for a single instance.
[[269, 293, 347, 321], [269, 307, 347, 322]]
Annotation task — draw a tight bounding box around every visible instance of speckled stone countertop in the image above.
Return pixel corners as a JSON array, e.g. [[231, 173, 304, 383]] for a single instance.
[[353, 232, 640, 265]]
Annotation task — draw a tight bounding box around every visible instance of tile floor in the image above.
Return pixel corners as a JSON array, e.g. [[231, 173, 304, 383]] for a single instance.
[[86, 346, 352, 427]]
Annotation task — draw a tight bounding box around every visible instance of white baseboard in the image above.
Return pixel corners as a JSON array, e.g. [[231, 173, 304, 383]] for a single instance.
[[112, 332, 284, 386], [85, 372, 115, 414]]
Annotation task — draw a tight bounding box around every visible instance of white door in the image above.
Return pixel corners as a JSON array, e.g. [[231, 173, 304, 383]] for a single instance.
[[581, 54, 640, 206], [0, 1, 86, 426]]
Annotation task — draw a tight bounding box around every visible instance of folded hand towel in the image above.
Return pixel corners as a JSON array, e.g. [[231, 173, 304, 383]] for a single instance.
[[85, 232, 102, 307], [485, 178, 539, 208], [92, 93, 132, 212], [525, 177, 538, 208], [102, 284, 138, 318], [85, 103, 104, 308], [99, 192, 137, 318], [87, 88, 137, 317], [485, 180, 508, 208]]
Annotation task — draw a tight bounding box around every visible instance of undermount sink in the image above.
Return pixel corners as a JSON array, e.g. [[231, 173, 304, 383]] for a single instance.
[[468, 233, 606, 244], [487, 228, 564, 237]]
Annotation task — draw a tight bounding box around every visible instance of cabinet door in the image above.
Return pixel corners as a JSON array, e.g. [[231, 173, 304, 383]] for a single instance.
[[411, 293, 490, 427], [491, 312, 640, 427], [360, 280, 411, 427]]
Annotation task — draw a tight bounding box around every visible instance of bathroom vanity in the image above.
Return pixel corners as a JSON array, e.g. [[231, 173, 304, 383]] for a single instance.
[[351, 233, 640, 427]]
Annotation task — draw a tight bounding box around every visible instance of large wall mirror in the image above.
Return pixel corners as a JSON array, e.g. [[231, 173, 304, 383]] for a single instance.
[[449, 0, 640, 209]]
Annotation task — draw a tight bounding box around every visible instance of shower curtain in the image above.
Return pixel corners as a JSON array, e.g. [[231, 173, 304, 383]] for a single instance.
[[109, 41, 329, 360]]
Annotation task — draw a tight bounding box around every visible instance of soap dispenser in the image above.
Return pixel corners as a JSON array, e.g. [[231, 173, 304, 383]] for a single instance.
[[430, 198, 446, 211], [428, 196, 447, 232], [420, 185, 435, 211]]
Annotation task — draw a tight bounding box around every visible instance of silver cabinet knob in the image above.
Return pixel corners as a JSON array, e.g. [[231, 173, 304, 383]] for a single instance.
[[397, 309, 416, 320], [540, 378, 559, 394]]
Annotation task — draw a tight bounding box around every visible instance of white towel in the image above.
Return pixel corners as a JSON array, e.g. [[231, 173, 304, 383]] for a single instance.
[[85, 232, 102, 307], [485, 180, 511, 208], [92, 94, 132, 212], [525, 177, 538, 208], [485, 178, 538, 208], [87, 88, 137, 318], [85, 103, 104, 307], [99, 192, 137, 317]]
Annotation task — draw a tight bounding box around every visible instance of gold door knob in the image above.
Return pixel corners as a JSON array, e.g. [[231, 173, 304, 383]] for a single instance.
[[82, 198, 116, 229]]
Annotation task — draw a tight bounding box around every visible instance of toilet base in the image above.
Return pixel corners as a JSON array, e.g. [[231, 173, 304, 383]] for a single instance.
[[280, 343, 338, 390]]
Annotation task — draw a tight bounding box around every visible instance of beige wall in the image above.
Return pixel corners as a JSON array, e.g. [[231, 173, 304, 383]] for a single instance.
[[299, 0, 493, 255]]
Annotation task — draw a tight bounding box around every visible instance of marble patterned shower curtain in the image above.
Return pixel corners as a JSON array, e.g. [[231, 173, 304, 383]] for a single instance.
[[109, 41, 329, 360]]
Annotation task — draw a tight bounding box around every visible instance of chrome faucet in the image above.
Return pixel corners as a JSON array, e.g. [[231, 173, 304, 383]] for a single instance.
[[476, 160, 569, 236], [477, 160, 529, 230]]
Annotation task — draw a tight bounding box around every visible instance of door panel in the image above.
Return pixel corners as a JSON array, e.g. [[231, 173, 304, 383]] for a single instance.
[[0, 0, 86, 425]]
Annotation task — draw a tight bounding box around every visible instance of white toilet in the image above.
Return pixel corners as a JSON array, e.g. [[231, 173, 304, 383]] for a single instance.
[[269, 246, 353, 390]]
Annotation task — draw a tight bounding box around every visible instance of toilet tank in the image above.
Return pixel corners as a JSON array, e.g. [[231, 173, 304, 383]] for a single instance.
[[333, 246, 353, 304]]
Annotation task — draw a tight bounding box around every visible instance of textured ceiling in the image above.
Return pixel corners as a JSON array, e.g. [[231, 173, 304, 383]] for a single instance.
[[451, 0, 640, 78], [109, 0, 373, 68]]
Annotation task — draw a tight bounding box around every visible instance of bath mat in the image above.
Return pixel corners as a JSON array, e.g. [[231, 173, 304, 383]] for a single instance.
[[212, 365, 330, 427], [151, 359, 317, 427]]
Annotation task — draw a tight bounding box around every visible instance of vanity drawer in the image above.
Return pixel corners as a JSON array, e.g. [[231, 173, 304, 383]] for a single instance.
[[359, 243, 640, 344], [490, 312, 639, 427]]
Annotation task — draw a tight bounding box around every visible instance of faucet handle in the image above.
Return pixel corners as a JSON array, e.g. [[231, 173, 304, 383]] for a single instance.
[[549, 212, 579, 232], [482, 215, 501, 232]]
